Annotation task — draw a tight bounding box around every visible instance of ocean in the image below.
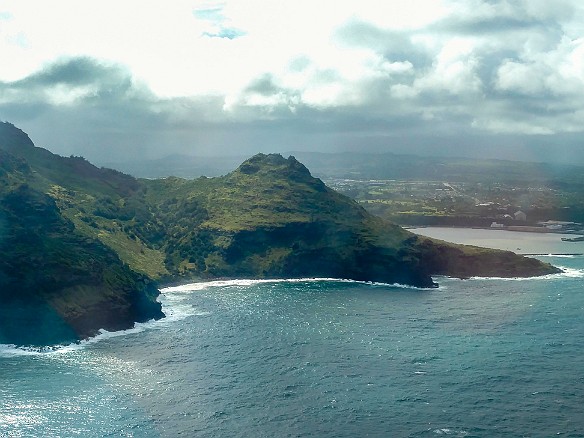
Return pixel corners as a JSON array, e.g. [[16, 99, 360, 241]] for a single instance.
[[1, 229, 584, 437]]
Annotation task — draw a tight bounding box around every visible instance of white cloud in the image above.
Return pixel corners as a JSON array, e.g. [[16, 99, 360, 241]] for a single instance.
[[495, 36, 584, 98], [496, 60, 547, 95], [1, 0, 584, 159], [0, 0, 451, 101], [472, 117, 555, 135], [414, 38, 482, 95]]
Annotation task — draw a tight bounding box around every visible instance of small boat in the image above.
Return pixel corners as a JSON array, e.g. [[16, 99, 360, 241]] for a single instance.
[[561, 236, 584, 242]]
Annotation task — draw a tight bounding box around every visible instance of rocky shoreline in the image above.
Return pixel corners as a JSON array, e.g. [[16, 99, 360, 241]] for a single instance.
[[0, 122, 560, 346]]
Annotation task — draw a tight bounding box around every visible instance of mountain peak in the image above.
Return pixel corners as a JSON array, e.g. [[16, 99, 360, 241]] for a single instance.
[[0, 124, 561, 346], [0, 121, 35, 153], [235, 153, 311, 176]]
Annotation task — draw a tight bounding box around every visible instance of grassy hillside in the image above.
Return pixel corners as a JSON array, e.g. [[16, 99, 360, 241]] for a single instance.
[[140, 154, 420, 283], [0, 124, 163, 345], [105, 150, 584, 226], [0, 122, 560, 344], [135, 154, 555, 284]]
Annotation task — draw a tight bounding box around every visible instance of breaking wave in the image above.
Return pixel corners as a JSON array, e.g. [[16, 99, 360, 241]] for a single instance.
[[450, 266, 584, 282], [1, 277, 430, 356], [160, 277, 436, 293]]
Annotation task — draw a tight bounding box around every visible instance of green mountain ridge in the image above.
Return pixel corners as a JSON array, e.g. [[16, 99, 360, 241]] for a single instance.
[[0, 122, 560, 346], [0, 124, 162, 346]]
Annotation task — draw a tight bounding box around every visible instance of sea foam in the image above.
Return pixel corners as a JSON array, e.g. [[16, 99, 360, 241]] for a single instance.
[[0, 324, 153, 357], [0, 285, 205, 357], [0, 278, 437, 356], [536, 254, 580, 258], [160, 277, 435, 293], [450, 265, 584, 282]]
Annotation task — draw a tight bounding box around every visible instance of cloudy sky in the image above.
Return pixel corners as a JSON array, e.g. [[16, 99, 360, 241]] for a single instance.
[[1, 0, 583, 164]]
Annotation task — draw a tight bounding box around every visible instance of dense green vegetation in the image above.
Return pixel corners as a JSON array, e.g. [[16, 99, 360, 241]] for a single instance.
[[0, 123, 163, 345], [109, 150, 584, 226], [302, 153, 584, 226], [0, 122, 560, 345]]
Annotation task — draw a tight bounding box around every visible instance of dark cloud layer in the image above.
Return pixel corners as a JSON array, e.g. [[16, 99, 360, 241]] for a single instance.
[[1, 0, 584, 167], [13, 57, 125, 87], [0, 55, 582, 165], [336, 20, 431, 68]]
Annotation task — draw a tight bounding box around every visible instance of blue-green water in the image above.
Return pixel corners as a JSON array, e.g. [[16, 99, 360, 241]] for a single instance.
[[1, 257, 584, 437]]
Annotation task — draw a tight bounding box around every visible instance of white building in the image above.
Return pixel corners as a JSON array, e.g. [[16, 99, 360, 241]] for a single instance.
[[514, 210, 527, 221]]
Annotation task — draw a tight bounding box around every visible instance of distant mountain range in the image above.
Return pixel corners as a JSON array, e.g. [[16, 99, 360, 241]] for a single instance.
[[1, 122, 559, 345], [103, 151, 584, 187]]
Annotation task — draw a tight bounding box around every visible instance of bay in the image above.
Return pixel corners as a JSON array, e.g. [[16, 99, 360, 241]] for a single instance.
[[1, 254, 584, 437]]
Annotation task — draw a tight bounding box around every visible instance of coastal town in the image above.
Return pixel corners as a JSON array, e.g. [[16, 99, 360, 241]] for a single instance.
[[325, 178, 584, 237]]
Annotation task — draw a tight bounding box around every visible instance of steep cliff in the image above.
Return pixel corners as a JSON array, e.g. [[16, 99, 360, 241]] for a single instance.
[[0, 123, 163, 345], [0, 122, 560, 345], [141, 153, 558, 286]]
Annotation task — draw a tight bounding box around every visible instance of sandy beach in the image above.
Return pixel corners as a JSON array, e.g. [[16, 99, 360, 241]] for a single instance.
[[410, 226, 584, 255]]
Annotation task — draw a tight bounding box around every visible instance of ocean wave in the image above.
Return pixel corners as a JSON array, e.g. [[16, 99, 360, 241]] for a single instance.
[[554, 266, 584, 278], [0, 343, 71, 356], [450, 266, 584, 282], [160, 277, 436, 293], [0, 288, 205, 357], [432, 428, 469, 436], [0, 278, 444, 356], [0, 322, 155, 357], [532, 254, 581, 258]]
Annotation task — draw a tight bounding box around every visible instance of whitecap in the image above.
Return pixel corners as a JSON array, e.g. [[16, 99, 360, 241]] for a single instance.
[[0, 287, 206, 357], [160, 277, 436, 293], [535, 254, 579, 258], [0, 277, 442, 356], [450, 266, 584, 282], [0, 323, 153, 357], [432, 428, 469, 436]]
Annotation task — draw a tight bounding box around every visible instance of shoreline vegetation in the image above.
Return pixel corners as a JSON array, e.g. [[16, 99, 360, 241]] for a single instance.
[[0, 122, 560, 346]]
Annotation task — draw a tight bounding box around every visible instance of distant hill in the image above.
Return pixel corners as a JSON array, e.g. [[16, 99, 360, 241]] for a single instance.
[[289, 151, 584, 187], [101, 154, 247, 178], [0, 122, 559, 345], [103, 150, 584, 188], [105, 151, 584, 226]]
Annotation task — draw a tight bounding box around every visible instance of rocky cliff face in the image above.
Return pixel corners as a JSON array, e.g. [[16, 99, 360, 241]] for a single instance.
[[143, 153, 559, 286], [411, 236, 557, 279], [0, 123, 163, 346], [0, 122, 560, 345]]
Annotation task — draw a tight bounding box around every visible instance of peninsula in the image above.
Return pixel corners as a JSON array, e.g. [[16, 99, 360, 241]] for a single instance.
[[0, 122, 560, 345]]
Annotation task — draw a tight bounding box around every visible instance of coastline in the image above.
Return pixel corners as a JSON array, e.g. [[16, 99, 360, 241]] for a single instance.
[[405, 224, 584, 234], [409, 226, 584, 256]]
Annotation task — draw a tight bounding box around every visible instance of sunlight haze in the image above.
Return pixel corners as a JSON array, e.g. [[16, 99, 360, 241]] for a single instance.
[[1, 0, 583, 163]]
